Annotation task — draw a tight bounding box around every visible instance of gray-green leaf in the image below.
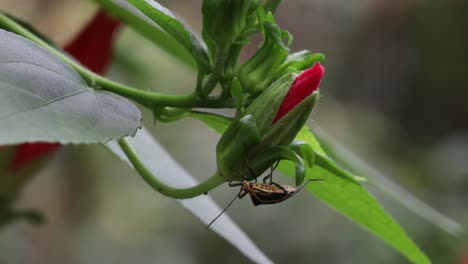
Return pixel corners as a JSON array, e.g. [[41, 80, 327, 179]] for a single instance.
[[0, 29, 141, 144]]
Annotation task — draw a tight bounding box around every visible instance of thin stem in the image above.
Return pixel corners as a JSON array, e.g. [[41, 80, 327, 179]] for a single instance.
[[118, 138, 226, 199], [0, 13, 230, 109]]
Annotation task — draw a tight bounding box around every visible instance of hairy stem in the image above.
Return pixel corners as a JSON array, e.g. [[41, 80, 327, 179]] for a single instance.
[[118, 138, 225, 199]]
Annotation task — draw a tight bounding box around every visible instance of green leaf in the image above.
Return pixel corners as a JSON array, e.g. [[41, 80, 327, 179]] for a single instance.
[[96, 0, 197, 69], [128, 0, 212, 72], [106, 128, 273, 264], [296, 126, 326, 155], [189, 112, 430, 264], [311, 124, 463, 235], [281, 127, 430, 264], [0, 29, 141, 144]]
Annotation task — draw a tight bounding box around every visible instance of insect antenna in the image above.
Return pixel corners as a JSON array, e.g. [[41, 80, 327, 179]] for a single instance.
[[293, 178, 324, 195], [207, 192, 240, 229], [207, 143, 250, 229]]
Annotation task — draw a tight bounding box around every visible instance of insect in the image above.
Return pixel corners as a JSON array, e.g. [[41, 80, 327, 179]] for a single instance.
[[207, 157, 322, 228]]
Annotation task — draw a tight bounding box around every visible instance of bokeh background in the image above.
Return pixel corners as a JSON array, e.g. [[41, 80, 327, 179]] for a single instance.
[[1, 0, 467, 263]]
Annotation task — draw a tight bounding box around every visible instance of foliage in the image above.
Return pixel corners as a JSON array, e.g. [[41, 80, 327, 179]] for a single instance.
[[0, 1, 440, 263]]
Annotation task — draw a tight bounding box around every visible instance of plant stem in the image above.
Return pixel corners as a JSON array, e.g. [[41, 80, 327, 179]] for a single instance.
[[118, 138, 226, 199], [0, 13, 229, 108]]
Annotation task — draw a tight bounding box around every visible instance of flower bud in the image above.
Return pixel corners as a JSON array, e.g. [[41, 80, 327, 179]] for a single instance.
[[237, 10, 290, 94], [202, 0, 258, 52], [216, 63, 325, 181]]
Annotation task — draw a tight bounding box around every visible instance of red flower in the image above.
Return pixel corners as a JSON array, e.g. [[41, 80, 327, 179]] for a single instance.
[[64, 10, 121, 74], [9, 10, 121, 171], [272, 62, 325, 123]]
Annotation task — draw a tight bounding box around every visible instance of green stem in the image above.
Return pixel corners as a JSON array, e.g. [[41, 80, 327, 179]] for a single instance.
[[0, 13, 230, 108], [118, 138, 226, 199]]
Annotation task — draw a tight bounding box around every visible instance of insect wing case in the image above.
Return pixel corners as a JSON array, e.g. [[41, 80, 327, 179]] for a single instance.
[[248, 183, 294, 206]]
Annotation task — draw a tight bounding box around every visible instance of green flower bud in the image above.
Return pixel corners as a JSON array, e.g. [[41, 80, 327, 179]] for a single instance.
[[202, 0, 258, 52], [237, 10, 291, 94], [216, 115, 261, 181]]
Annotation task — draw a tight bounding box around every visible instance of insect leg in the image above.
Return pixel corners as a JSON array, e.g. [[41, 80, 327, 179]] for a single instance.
[[239, 189, 249, 198], [229, 181, 243, 187], [244, 152, 257, 183], [271, 181, 287, 192], [263, 156, 281, 183], [242, 142, 257, 182]]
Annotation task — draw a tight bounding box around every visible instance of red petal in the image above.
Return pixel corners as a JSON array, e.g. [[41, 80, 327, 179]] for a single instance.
[[272, 62, 324, 123], [9, 10, 120, 171], [10, 143, 61, 171], [64, 9, 121, 74]]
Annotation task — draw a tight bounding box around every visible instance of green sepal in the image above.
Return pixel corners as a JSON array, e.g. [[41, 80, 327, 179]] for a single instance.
[[202, 0, 256, 53], [272, 146, 305, 186], [243, 73, 295, 135], [242, 145, 302, 182], [153, 106, 189, 123], [216, 115, 261, 181], [271, 146, 301, 165], [283, 51, 325, 72], [295, 162, 306, 186], [261, 92, 319, 148], [290, 140, 316, 168], [230, 77, 244, 117], [237, 8, 290, 94], [287, 51, 325, 68]]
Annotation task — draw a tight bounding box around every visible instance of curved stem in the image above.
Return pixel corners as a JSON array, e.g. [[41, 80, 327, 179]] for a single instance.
[[0, 13, 230, 109], [118, 138, 226, 199]]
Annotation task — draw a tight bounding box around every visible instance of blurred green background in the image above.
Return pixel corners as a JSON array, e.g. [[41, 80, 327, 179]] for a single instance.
[[1, 0, 468, 263]]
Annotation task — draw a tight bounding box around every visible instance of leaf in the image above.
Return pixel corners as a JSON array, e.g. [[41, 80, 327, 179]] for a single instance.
[[106, 128, 273, 264], [0, 29, 141, 145], [96, 0, 197, 69], [189, 111, 430, 264], [128, 0, 212, 72], [311, 124, 463, 236], [280, 127, 430, 264]]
